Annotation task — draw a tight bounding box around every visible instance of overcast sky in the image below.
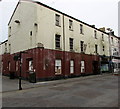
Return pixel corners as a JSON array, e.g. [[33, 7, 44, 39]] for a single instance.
[[0, 0, 119, 42]]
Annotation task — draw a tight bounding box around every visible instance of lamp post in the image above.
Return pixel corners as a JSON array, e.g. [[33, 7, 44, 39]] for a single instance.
[[19, 52, 22, 90], [14, 51, 28, 90]]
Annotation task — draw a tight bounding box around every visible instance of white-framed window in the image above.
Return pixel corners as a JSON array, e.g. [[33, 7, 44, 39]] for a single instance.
[[8, 61, 11, 71], [80, 41, 84, 52], [81, 61, 85, 73], [55, 14, 60, 26], [70, 60, 74, 74], [69, 38, 73, 51], [95, 44, 98, 53], [55, 59, 62, 75], [55, 34, 61, 49], [69, 20, 73, 30], [16, 61, 19, 71], [29, 60, 33, 71]]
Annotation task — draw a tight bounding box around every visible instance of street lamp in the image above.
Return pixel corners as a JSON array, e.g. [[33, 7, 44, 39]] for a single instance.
[[14, 51, 27, 90]]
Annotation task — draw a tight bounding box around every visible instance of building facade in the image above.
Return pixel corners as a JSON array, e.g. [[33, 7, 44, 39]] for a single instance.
[[1, 1, 114, 81], [109, 32, 120, 73]]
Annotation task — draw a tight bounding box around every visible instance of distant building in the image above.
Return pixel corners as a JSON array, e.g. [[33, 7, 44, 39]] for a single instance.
[[0, 40, 8, 74], [109, 32, 120, 73], [2, 0, 117, 81]]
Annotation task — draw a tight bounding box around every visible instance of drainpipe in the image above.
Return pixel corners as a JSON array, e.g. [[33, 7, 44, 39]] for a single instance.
[[108, 33, 112, 73], [63, 15, 66, 77]]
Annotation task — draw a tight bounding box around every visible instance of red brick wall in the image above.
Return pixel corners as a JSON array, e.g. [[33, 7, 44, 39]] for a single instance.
[[2, 48, 100, 80]]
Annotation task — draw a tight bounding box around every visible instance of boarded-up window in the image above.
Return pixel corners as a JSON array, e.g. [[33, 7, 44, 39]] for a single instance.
[[55, 59, 62, 75], [81, 61, 85, 73], [70, 60, 74, 74]]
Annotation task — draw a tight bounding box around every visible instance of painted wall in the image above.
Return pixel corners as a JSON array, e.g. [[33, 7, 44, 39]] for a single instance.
[[2, 48, 100, 80], [8, 1, 110, 57], [8, 1, 37, 54], [36, 2, 110, 56]]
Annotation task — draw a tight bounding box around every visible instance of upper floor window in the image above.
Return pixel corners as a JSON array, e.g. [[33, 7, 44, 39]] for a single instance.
[[94, 30, 97, 39], [55, 34, 61, 49], [30, 31, 32, 36], [69, 20, 73, 30], [103, 46, 105, 52], [55, 14, 60, 26], [80, 41, 84, 52], [102, 34, 104, 41], [80, 24, 83, 34], [9, 27, 11, 37], [5, 43, 7, 53], [111, 37, 113, 44], [95, 44, 98, 53], [9, 44, 11, 53], [69, 38, 73, 50]]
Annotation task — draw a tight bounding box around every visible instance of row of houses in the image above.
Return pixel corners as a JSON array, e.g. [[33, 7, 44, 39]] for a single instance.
[[0, 0, 120, 81]]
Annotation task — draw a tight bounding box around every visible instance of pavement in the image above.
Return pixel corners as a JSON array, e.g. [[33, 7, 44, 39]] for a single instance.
[[2, 73, 114, 92], [1, 73, 119, 107]]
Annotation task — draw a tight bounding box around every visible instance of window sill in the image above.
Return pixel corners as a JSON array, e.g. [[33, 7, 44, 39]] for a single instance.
[[80, 33, 84, 35], [81, 52, 85, 54], [69, 29, 73, 31], [55, 24, 61, 27], [55, 48, 62, 50], [70, 49, 75, 52]]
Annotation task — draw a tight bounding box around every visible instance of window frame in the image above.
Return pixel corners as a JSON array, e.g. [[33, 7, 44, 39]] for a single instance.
[[55, 14, 61, 27], [69, 20, 73, 31], [80, 24, 83, 34], [69, 38, 74, 51], [94, 30, 97, 39], [81, 60, 85, 73], [95, 44, 98, 54], [70, 60, 74, 74], [102, 34, 104, 41], [80, 41, 84, 52], [55, 59, 62, 75], [55, 34, 61, 49]]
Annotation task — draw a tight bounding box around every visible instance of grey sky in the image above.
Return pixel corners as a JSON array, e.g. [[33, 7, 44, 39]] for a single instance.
[[0, 0, 119, 42]]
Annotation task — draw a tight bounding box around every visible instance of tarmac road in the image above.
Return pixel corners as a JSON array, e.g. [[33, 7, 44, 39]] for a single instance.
[[2, 73, 119, 107]]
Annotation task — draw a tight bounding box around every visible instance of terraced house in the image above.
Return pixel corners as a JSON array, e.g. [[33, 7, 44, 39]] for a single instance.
[[1, 0, 119, 81]]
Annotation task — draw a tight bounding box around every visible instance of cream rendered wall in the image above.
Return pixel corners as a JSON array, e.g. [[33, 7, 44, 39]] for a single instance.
[[8, 1, 110, 56], [1, 41, 8, 55], [36, 5, 64, 51], [110, 36, 120, 56], [64, 15, 110, 56], [0, 44, 2, 55], [8, 1, 37, 54]]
